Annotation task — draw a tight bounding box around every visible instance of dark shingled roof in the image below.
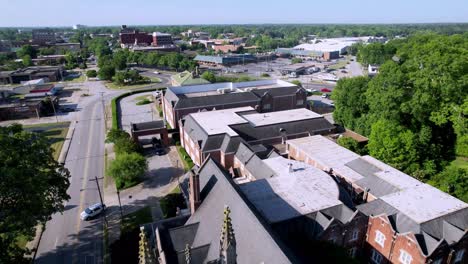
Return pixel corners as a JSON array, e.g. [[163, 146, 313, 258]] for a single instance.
[[346, 158, 400, 197], [235, 142, 277, 180], [185, 159, 296, 264], [175, 92, 259, 109]]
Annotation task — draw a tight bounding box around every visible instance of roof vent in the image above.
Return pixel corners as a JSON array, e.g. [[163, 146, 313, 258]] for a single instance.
[[288, 163, 293, 173]]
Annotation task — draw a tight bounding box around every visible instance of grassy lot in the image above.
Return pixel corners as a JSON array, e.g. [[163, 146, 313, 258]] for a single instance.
[[24, 122, 70, 160], [62, 74, 86, 83], [149, 77, 161, 83], [176, 144, 194, 171], [452, 156, 468, 170], [328, 60, 349, 70], [106, 82, 155, 90]]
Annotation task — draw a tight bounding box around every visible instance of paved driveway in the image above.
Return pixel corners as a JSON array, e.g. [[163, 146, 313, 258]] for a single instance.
[[119, 92, 158, 132]]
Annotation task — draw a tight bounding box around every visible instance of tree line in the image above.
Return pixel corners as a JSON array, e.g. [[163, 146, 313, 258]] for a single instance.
[[332, 33, 468, 201]]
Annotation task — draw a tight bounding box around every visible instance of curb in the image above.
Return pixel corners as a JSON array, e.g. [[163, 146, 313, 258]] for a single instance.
[[58, 122, 76, 164]]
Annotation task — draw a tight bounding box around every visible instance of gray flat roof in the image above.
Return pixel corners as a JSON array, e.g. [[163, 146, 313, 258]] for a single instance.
[[242, 108, 322, 127], [188, 107, 252, 136], [240, 156, 342, 223], [287, 135, 468, 223]]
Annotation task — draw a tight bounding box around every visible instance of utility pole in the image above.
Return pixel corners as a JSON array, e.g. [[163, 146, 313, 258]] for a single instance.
[[90, 176, 108, 226], [100, 92, 106, 121], [48, 96, 58, 123], [116, 190, 124, 221]]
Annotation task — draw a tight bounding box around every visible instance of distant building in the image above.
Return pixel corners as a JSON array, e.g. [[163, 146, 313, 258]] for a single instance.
[[194, 54, 256, 66], [119, 27, 153, 48], [0, 66, 64, 84], [213, 44, 241, 54], [152, 32, 174, 46], [72, 24, 86, 30], [32, 29, 56, 45], [162, 79, 308, 128]]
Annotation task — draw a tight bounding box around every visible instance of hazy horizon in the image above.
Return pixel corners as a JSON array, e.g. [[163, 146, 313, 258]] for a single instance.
[[1, 0, 467, 27]]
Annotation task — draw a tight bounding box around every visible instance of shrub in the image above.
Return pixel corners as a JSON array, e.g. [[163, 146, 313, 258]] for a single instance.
[[260, 73, 270, 77], [114, 136, 140, 155], [160, 193, 187, 218], [106, 128, 130, 143], [107, 152, 147, 189], [86, 70, 98, 78], [136, 98, 151, 105]]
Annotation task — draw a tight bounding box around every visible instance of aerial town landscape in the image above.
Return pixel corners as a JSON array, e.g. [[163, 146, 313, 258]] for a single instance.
[[0, 1, 467, 264]]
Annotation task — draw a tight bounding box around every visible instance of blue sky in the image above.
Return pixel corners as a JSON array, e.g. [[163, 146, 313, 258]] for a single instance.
[[1, 0, 467, 27]]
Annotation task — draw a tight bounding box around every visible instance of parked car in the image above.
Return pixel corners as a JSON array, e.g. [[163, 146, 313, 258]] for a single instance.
[[153, 71, 160, 74], [321, 93, 329, 98], [80, 203, 106, 221], [155, 147, 166, 156]]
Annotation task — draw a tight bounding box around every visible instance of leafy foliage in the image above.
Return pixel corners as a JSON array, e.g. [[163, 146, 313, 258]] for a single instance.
[[107, 152, 147, 189], [0, 124, 70, 262], [86, 69, 97, 78], [332, 33, 468, 200]]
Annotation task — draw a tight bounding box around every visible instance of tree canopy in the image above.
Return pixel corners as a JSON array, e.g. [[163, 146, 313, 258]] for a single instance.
[[332, 33, 468, 200], [0, 124, 70, 262]]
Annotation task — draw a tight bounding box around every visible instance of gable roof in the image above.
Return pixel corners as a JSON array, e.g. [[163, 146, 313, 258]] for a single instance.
[[184, 159, 296, 264]]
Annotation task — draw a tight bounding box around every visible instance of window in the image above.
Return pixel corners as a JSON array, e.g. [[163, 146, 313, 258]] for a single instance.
[[350, 230, 359, 241], [263, 103, 271, 110], [296, 99, 304, 105], [399, 250, 412, 264], [371, 249, 383, 264], [375, 230, 386, 247], [455, 249, 465, 263], [348, 247, 357, 258]]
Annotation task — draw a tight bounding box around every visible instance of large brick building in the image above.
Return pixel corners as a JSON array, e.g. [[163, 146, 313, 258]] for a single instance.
[[162, 79, 308, 129], [287, 135, 468, 264], [179, 107, 334, 167]]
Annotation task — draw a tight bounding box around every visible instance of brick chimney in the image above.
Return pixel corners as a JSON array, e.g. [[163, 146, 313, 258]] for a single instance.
[[189, 171, 201, 214]]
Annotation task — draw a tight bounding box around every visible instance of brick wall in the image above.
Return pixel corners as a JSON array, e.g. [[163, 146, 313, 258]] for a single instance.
[[365, 215, 396, 263]]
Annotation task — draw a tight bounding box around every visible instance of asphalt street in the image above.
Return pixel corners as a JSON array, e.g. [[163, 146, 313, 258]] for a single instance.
[[35, 82, 122, 264]]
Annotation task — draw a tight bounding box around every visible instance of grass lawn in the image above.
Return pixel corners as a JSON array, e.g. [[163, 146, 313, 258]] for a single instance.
[[452, 156, 468, 170], [62, 74, 86, 83], [149, 77, 161, 83], [134, 95, 151, 101], [328, 60, 349, 70], [106, 82, 154, 90], [121, 206, 153, 234], [24, 122, 70, 160]]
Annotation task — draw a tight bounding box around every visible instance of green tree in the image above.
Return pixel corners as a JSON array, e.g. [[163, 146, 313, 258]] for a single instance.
[[368, 119, 420, 174], [38, 47, 56, 56], [107, 152, 147, 189], [86, 69, 97, 78], [112, 50, 128, 70], [332, 76, 371, 135], [0, 125, 70, 262], [291, 58, 303, 64], [98, 65, 116, 81], [201, 71, 216, 83], [429, 166, 468, 202], [16, 45, 37, 58], [21, 55, 33, 67], [290, 80, 302, 87], [337, 137, 367, 155]]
